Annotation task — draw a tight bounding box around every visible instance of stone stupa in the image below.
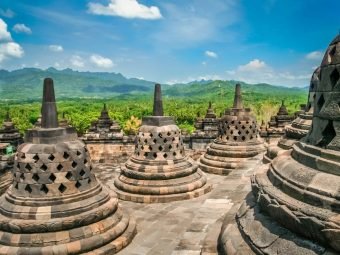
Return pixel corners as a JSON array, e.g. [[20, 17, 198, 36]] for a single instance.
[[0, 78, 136, 254], [263, 67, 318, 162], [199, 84, 265, 175], [193, 101, 219, 137], [0, 110, 23, 148], [0, 143, 13, 195], [220, 34, 340, 254], [114, 84, 212, 203]]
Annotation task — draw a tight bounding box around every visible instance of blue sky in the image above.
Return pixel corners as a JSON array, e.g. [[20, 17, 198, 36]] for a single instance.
[[0, 0, 339, 87]]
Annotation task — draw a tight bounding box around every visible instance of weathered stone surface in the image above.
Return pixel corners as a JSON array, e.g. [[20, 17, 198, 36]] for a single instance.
[[0, 111, 23, 148], [263, 67, 318, 162], [114, 84, 211, 203], [0, 143, 13, 195], [0, 78, 136, 254], [220, 35, 340, 254], [199, 84, 265, 175]]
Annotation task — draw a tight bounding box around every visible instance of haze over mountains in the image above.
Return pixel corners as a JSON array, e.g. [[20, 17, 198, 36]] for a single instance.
[[0, 68, 308, 101]]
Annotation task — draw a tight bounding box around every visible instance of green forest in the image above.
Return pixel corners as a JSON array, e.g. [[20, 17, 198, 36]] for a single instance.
[[0, 80, 308, 135]]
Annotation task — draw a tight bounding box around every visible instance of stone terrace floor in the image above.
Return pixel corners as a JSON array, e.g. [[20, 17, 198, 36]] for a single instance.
[[93, 155, 263, 255]]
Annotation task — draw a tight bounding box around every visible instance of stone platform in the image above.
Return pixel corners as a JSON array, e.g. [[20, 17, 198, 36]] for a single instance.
[[94, 153, 263, 255]]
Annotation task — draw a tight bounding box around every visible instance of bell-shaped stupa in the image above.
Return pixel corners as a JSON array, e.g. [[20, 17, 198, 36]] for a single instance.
[[199, 84, 265, 175], [220, 35, 340, 254], [263, 67, 318, 162], [114, 84, 211, 203], [0, 111, 22, 148], [0, 78, 136, 254]]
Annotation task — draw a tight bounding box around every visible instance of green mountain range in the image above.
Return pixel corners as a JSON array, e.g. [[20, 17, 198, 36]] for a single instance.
[[0, 67, 308, 101]]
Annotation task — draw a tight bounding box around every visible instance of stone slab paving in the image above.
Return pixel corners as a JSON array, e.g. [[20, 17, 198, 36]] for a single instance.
[[94, 154, 263, 255]]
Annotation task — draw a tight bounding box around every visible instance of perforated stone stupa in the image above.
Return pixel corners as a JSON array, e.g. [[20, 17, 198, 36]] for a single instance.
[[0, 143, 13, 195], [220, 35, 340, 254], [193, 102, 219, 137], [199, 84, 265, 175], [0, 111, 22, 148], [263, 67, 318, 162], [0, 78, 136, 254], [83, 103, 122, 140], [114, 84, 211, 203]]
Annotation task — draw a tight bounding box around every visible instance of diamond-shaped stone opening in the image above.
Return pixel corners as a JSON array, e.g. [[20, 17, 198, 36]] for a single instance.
[[16, 163, 20, 169], [72, 161, 77, 168], [40, 164, 48, 172], [163, 138, 168, 143], [148, 145, 152, 151], [173, 152, 177, 156], [153, 139, 157, 143], [58, 183, 67, 193], [330, 68, 340, 89], [21, 153, 26, 159], [167, 131, 171, 136], [76, 151, 81, 156], [158, 145, 163, 151], [158, 133, 163, 138], [57, 164, 63, 171], [40, 184, 48, 194], [80, 169, 86, 177], [153, 153, 157, 159], [84, 158, 88, 164], [163, 153, 168, 159], [238, 131, 241, 135], [20, 173, 25, 181], [169, 145, 172, 150], [25, 164, 32, 171], [84, 147, 88, 152], [48, 154, 55, 161], [15, 183, 18, 189], [33, 154, 39, 162], [241, 125, 245, 129], [150, 133, 153, 137], [25, 184, 32, 193], [65, 172, 72, 180], [318, 120, 336, 147], [317, 94, 325, 112], [75, 181, 81, 189], [49, 173, 56, 182], [63, 152, 70, 159], [242, 136, 246, 141], [233, 136, 237, 141], [144, 139, 147, 143], [88, 178, 92, 184], [32, 173, 40, 182], [144, 152, 148, 157]]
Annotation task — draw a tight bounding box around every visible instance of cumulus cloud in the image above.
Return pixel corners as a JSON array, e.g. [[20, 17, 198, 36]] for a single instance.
[[70, 55, 85, 68], [88, 0, 162, 20], [205, 50, 218, 58], [49, 45, 63, 52], [0, 42, 24, 62], [0, 8, 15, 18], [0, 19, 12, 41], [305, 51, 323, 60], [90, 54, 114, 68], [13, 24, 32, 34], [0, 19, 24, 63], [226, 59, 310, 86]]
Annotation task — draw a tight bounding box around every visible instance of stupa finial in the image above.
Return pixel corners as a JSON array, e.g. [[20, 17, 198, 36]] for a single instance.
[[41, 78, 58, 128], [153, 84, 164, 116], [233, 83, 243, 109]]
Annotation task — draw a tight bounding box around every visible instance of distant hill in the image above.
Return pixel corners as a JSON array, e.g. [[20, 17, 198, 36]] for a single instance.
[[0, 67, 308, 101]]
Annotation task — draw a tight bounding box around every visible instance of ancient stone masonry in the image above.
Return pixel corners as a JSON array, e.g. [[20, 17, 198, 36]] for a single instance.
[[263, 67, 318, 162], [0, 111, 23, 148], [0, 143, 13, 195], [199, 84, 265, 175], [82, 104, 135, 164], [114, 84, 212, 203], [260, 100, 294, 142], [220, 35, 340, 254], [189, 102, 219, 150], [0, 78, 136, 254]]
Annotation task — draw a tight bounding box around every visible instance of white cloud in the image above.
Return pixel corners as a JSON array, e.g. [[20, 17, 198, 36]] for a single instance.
[[13, 24, 32, 34], [305, 51, 323, 60], [0, 19, 24, 63], [0, 42, 24, 62], [88, 0, 162, 20], [0, 8, 14, 18], [205, 50, 218, 58], [225, 59, 310, 86], [70, 55, 85, 68], [90, 54, 114, 68], [54, 62, 61, 68], [49, 45, 63, 52], [237, 59, 266, 72], [0, 19, 12, 41]]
